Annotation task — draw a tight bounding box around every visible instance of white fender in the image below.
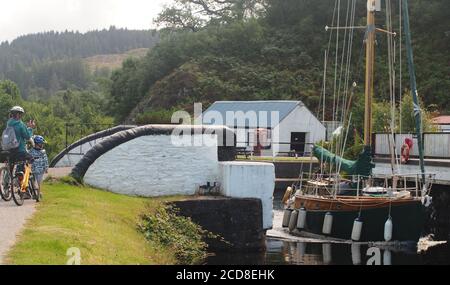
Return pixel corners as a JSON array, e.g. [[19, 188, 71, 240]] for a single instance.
[[384, 218, 393, 242], [289, 210, 299, 232], [282, 209, 293, 228], [297, 208, 307, 229], [351, 218, 363, 241], [322, 212, 334, 235]]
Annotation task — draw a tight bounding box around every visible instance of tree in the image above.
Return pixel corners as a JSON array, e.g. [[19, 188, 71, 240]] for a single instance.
[[0, 80, 22, 100], [399, 93, 436, 133], [155, 5, 206, 32], [0, 80, 22, 131], [155, 0, 267, 31]]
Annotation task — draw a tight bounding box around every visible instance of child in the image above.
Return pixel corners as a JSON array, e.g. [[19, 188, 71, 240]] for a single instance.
[[29, 135, 49, 192]]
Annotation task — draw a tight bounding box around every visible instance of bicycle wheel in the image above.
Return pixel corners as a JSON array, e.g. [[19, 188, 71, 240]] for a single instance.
[[29, 175, 41, 202], [0, 167, 13, 201], [11, 175, 25, 206]]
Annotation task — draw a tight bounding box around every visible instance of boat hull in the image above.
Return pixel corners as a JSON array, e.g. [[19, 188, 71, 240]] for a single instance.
[[293, 201, 425, 242]]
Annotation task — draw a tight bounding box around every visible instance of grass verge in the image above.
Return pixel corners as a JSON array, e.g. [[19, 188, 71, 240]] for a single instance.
[[6, 181, 184, 265]]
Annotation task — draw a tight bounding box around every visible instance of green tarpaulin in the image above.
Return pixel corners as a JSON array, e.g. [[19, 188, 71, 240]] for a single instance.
[[313, 145, 375, 177]]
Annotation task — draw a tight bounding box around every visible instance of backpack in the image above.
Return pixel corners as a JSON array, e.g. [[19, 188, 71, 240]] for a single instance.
[[1, 126, 19, 151]]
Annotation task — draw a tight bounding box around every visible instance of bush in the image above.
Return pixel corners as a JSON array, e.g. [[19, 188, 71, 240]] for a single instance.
[[135, 109, 178, 125], [138, 205, 213, 265]]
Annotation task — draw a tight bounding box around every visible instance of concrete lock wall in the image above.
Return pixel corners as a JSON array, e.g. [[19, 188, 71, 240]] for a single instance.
[[374, 163, 450, 186], [219, 161, 275, 230], [84, 135, 220, 196]]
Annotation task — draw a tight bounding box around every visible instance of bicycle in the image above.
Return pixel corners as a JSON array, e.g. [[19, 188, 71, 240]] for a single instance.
[[1, 151, 13, 201], [1, 151, 40, 206]]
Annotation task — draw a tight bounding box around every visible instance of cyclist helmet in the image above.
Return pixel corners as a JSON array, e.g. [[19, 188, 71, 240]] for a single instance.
[[10, 106, 25, 114], [34, 135, 46, 145]]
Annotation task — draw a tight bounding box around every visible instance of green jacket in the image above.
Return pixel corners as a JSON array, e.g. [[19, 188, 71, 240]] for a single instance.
[[7, 118, 33, 153]]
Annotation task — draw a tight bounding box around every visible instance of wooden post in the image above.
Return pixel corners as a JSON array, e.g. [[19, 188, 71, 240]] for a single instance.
[[364, 0, 376, 146]]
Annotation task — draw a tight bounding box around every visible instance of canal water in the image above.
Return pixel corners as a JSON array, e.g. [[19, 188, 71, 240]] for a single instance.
[[206, 192, 450, 265]]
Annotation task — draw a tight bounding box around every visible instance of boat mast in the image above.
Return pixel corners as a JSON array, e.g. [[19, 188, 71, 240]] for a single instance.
[[364, 0, 378, 147]]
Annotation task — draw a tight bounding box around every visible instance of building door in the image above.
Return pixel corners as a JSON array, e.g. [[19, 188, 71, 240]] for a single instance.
[[291, 132, 306, 154]]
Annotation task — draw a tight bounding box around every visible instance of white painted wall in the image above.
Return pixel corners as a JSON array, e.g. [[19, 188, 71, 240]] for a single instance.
[[437, 125, 450, 132], [219, 161, 275, 230], [202, 104, 325, 157], [425, 134, 450, 157], [84, 135, 221, 196], [375, 133, 450, 158], [273, 105, 326, 155]]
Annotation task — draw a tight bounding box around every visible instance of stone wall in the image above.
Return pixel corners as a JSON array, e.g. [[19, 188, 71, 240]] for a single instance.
[[172, 197, 266, 252]]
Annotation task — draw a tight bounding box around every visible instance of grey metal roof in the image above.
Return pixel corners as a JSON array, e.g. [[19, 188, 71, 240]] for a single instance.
[[202, 101, 304, 128]]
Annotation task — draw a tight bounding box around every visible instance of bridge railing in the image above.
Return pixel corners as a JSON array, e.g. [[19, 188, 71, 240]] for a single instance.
[[374, 133, 450, 159]]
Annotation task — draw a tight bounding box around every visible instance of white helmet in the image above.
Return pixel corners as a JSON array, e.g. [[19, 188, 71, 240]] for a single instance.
[[10, 106, 25, 114]]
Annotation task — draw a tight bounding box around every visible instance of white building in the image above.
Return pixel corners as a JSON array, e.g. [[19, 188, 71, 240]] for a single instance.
[[202, 101, 326, 157]]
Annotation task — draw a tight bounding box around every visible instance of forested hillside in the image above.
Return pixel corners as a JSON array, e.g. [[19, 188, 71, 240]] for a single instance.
[[108, 0, 449, 128], [1, 0, 448, 160], [0, 28, 158, 159], [0, 27, 158, 98]]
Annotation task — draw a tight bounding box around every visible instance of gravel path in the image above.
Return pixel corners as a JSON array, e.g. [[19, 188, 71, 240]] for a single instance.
[[0, 200, 36, 264], [0, 167, 72, 264]]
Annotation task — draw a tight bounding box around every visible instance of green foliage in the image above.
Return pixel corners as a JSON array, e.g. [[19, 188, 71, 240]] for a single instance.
[[53, 176, 84, 187], [344, 144, 365, 161], [0, 81, 23, 131], [372, 101, 393, 133], [0, 80, 114, 160], [0, 80, 22, 100], [138, 205, 211, 265], [135, 109, 179, 125], [155, 0, 266, 31], [0, 28, 159, 99], [110, 0, 450, 124]]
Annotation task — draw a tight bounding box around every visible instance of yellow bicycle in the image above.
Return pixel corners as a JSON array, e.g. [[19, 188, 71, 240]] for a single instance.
[[1, 151, 41, 206]]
